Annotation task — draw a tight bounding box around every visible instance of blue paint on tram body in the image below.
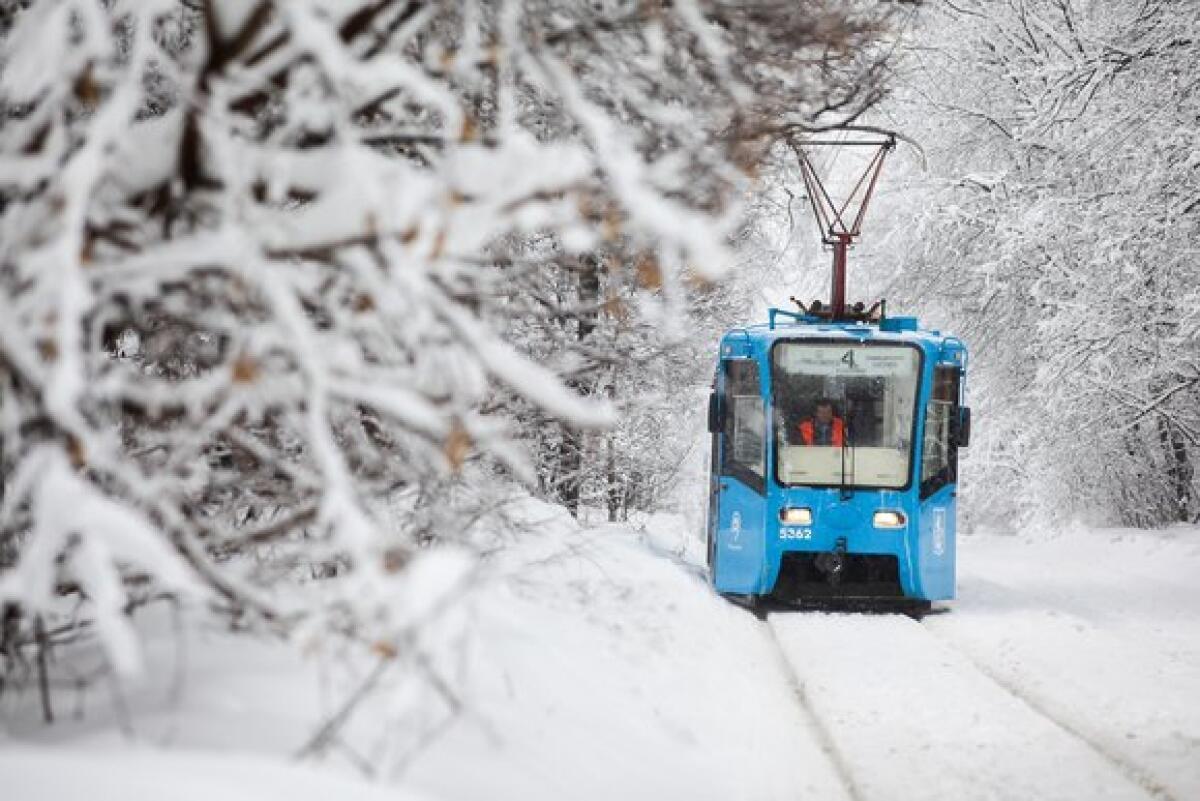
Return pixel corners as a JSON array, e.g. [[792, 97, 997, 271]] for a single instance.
[[705, 311, 970, 604]]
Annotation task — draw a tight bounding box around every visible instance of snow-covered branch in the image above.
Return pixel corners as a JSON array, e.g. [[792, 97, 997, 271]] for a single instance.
[[0, 0, 907, 755]]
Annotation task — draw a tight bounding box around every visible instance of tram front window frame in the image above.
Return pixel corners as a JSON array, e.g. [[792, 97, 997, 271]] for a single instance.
[[771, 340, 923, 491]]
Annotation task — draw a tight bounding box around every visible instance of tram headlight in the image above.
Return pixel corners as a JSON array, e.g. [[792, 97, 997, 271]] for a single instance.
[[873, 510, 907, 529], [780, 507, 813, 525]]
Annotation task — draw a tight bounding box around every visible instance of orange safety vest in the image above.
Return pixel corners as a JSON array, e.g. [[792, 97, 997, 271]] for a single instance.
[[799, 417, 845, 447]]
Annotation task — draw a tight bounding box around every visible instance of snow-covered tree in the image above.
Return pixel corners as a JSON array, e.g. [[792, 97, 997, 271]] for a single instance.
[[862, 0, 1200, 528], [0, 0, 911, 749]]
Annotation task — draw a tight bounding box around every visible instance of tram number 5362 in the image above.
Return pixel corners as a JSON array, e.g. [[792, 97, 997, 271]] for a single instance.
[[780, 527, 813, 540]]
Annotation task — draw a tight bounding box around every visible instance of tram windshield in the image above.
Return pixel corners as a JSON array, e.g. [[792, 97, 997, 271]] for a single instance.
[[772, 342, 920, 489]]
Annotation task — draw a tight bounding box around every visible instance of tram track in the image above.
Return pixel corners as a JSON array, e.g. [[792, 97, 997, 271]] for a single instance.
[[762, 609, 1170, 801], [761, 615, 865, 801], [911, 616, 1178, 801]]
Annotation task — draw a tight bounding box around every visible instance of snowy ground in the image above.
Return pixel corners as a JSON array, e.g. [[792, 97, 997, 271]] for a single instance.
[[3, 504, 1198, 801]]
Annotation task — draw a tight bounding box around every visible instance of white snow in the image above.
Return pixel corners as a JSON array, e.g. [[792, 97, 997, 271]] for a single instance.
[[1, 746, 431, 801], [924, 526, 1200, 801], [0, 3, 78, 104], [402, 503, 849, 801], [4, 502, 1198, 801], [771, 615, 1151, 801]]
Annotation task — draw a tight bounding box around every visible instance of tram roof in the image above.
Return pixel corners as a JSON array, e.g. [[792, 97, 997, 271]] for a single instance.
[[719, 315, 967, 364]]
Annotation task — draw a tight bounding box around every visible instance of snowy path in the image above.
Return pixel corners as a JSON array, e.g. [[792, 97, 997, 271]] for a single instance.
[[763, 526, 1200, 801], [399, 513, 1200, 801], [922, 532, 1200, 801], [768, 613, 1158, 801], [3, 507, 1197, 801]]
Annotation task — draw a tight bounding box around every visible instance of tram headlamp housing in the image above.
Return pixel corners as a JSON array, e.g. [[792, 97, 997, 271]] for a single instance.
[[873, 510, 907, 529], [780, 507, 813, 525]]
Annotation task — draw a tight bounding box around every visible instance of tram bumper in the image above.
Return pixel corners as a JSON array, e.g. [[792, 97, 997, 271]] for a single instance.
[[766, 500, 945, 602]]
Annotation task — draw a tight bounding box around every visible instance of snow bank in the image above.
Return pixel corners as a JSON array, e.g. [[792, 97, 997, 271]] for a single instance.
[[0, 747, 429, 801], [406, 497, 848, 801]]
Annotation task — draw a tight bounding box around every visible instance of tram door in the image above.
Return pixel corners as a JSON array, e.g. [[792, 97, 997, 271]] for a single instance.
[[917, 365, 962, 598], [712, 358, 768, 594]]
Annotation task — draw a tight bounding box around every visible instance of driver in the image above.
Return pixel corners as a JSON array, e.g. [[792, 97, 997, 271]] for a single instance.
[[799, 399, 845, 446]]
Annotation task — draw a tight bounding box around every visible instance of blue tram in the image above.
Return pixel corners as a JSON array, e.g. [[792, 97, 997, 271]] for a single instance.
[[705, 308, 970, 608]]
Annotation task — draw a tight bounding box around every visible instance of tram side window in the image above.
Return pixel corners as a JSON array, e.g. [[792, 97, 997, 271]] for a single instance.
[[921, 366, 960, 498], [722, 359, 765, 493]]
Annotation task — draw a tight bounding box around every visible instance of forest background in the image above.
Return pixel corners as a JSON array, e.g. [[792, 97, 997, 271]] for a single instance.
[[0, 0, 1196, 771]]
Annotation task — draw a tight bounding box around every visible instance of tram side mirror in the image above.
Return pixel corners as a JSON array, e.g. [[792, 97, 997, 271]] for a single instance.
[[954, 407, 972, 448], [707, 392, 723, 433]]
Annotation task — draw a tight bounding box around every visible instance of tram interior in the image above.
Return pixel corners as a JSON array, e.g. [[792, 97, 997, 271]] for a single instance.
[[772, 347, 917, 489]]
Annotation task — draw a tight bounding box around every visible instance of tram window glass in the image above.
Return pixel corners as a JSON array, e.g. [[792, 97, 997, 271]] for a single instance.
[[772, 342, 920, 489], [721, 359, 765, 491], [921, 366, 960, 497]]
